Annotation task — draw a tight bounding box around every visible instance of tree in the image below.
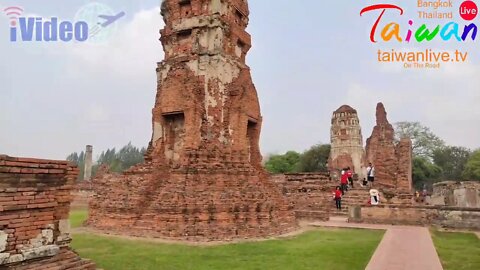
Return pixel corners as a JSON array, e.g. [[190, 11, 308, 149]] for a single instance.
[[297, 144, 331, 172], [66, 142, 147, 179], [394, 122, 445, 159], [67, 151, 85, 180], [412, 156, 443, 189], [462, 150, 480, 181], [264, 151, 301, 174], [433, 146, 471, 180]]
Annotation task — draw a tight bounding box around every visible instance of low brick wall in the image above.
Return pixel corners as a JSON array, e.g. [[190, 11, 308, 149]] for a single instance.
[[272, 173, 335, 221], [0, 155, 96, 269], [349, 204, 480, 230]]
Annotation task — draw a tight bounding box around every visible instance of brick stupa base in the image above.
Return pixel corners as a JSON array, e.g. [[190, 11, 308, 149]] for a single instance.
[[88, 150, 297, 241]]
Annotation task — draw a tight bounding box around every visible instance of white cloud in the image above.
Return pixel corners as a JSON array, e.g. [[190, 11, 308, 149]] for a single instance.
[[67, 7, 164, 77]]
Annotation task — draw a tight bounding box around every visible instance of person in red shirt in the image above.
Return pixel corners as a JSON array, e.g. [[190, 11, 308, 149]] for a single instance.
[[333, 186, 342, 210], [347, 167, 354, 188], [340, 169, 348, 195]]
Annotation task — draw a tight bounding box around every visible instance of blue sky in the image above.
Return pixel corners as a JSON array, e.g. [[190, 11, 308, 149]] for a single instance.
[[1, 0, 479, 160]]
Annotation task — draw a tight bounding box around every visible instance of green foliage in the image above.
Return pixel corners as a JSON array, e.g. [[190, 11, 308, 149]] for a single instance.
[[394, 121, 445, 159], [433, 146, 471, 181], [264, 151, 301, 174], [71, 226, 384, 270], [67, 151, 85, 180], [66, 142, 146, 180], [297, 144, 331, 172], [462, 150, 480, 181], [431, 230, 480, 270], [96, 143, 146, 173], [412, 157, 443, 189]]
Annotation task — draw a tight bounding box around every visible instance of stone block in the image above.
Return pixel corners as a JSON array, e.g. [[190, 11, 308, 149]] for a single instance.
[[0, 253, 9, 265], [5, 254, 23, 264], [21, 245, 60, 260], [0, 231, 7, 252]]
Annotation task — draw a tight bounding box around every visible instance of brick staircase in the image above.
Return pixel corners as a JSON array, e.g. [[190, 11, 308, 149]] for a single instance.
[[331, 187, 371, 217]]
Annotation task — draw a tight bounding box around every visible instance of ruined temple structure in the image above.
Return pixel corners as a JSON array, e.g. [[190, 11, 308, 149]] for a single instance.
[[0, 155, 96, 269], [88, 0, 296, 241], [328, 105, 365, 178], [365, 103, 413, 191]]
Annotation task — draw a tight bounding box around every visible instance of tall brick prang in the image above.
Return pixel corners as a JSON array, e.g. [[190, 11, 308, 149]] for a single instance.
[[365, 103, 413, 192], [0, 155, 96, 269], [88, 0, 296, 241], [329, 105, 365, 178]]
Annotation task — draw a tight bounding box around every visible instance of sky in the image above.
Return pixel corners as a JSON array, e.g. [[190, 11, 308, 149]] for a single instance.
[[1, 0, 479, 160]]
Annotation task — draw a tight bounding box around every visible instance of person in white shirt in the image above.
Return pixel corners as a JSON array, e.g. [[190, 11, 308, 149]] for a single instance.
[[367, 163, 375, 187]]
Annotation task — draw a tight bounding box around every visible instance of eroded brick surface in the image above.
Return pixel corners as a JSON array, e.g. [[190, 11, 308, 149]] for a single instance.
[[271, 173, 335, 221], [88, 0, 296, 241], [365, 103, 413, 192], [329, 105, 365, 178], [0, 155, 96, 269]]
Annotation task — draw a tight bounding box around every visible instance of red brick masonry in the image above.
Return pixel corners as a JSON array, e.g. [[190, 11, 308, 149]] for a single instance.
[[87, 0, 297, 241], [0, 155, 96, 269]]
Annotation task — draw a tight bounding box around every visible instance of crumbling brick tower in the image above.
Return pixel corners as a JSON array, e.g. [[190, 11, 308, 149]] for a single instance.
[[87, 0, 296, 241], [328, 105, 366, 178]]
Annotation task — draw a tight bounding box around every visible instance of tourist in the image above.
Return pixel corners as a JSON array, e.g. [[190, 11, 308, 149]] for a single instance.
[[347, 167, 353, 188], [333, 186, 342, 210], [340, 169, 348, 195], [369, 189, 380, 205], [367, 163, 375, 187]]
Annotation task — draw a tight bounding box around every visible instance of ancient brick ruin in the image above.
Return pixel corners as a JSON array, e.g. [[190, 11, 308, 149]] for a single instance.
[[428, 181, 480, 208], [271, 173, 335, 221], [88, 0, 296, 241], [0, 155, 95, 269], [329, 105, 365, 178], [365, 103, 413, 191]]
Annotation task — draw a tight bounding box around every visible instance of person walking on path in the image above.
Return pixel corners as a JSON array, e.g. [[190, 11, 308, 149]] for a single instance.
[[347, 167, 354, 188], [367, 163, 375, 187], [333, 186, 342, 210], [340, 169, 348, 195]]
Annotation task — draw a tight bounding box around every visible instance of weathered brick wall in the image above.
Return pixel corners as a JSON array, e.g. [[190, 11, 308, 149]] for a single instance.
[[0, 155, 96, 269], [349, 205, 480, 230], [428, 181, 480, 208], [272, 173, 336, 221], [89, 159, 297, 241]]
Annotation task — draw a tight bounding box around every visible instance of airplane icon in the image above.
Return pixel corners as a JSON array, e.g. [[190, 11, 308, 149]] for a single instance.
[[98, 11, 125, 27]]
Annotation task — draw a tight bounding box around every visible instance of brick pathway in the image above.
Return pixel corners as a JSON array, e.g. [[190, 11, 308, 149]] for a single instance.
[[311, 219, 443, 270], [365, 226, 443, 270]]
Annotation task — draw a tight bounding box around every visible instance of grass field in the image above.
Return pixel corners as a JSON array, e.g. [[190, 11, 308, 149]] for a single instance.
[[71, 228, 383, 270], [70, 209, 88, 228], [69, 210, 480, 270], [431, 230, 480, 270]]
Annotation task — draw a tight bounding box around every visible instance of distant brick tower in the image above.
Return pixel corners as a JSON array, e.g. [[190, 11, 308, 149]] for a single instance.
[[88, 0, 296, 241], [329, 105, 365, 178]]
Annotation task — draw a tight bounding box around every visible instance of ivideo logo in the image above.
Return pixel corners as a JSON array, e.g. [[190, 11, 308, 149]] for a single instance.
[[4, 3, 125, 42]]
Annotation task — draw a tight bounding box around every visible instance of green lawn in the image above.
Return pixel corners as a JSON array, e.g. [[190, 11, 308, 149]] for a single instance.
[[70, 209, 88, 228], [70, 209, 383, 270], [431, 230, 480, 270]]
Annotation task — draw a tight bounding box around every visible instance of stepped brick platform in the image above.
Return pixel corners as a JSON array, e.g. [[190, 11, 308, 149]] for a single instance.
[[0, 155, 96, 269], [88, 0, 296, 241]]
